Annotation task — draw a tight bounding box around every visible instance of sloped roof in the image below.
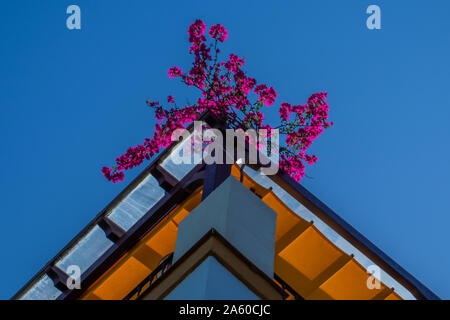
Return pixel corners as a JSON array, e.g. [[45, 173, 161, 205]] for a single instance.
[[13, 115, 439, 300]]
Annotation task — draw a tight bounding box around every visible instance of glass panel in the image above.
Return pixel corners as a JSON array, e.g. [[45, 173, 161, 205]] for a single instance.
[[107, 174, 165, 230], [19, 274, 61, 300], [243, 165, 416, 300], [55, 225, 114, 274], [160, 123, 210, 180]]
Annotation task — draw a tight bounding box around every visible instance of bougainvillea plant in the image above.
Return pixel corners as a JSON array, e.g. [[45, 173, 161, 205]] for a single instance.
[[101, 20, 333, 183]]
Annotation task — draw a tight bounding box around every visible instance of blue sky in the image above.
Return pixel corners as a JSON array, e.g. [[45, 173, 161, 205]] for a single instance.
[[1, 0, 449, 299]]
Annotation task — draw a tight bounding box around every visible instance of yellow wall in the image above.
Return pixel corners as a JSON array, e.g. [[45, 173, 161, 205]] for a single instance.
[[82, 166, 402, 300], [81, 187, 203, 300]]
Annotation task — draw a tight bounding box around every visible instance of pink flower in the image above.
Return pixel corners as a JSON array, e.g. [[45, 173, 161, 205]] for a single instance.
[[168, 67, 183, 79], [225, 54, 245, 73], [146, 100, 159, 107], [188, 20, 207, 53], [188, 20, 206, 41], [155, 107, 166, 121], [260, 124, 273, 138], [304, 154, 318, 165], [102, 20, 333, 185], [101, 167, 125, 183], [209, 24, 228, 42], [255, 84, 277, 106], [243, 111, 264, 127], [279, 103, 292, 121], [279, 155, 306, 182]]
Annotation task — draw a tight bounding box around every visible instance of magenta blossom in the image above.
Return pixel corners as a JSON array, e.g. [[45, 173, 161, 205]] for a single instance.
[[168, 67, 183, 79], [209, 24, 228, 42], [255, 84, 277, 106], [101, 167, 125, 183], [146, 100, 159, 107], [279, 103, 292, 121], [101, 20, 333, 183]]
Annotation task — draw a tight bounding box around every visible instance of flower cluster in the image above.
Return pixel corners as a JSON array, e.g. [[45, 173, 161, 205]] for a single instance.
[[209, 24, 228, 42], [255, 84, 277, 106], [168, 67, 183, 79], [101, 167, 125, 183], [102, 20, 333, 183]]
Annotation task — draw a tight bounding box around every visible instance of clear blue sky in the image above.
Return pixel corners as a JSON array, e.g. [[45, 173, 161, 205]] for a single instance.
[[1, 0, 449, 299]]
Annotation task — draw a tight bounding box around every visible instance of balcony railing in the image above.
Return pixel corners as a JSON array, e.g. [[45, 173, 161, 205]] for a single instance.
[[123, 252, 303, 300], [123, 253, 174, 300], [274, 274, 304, 300]]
